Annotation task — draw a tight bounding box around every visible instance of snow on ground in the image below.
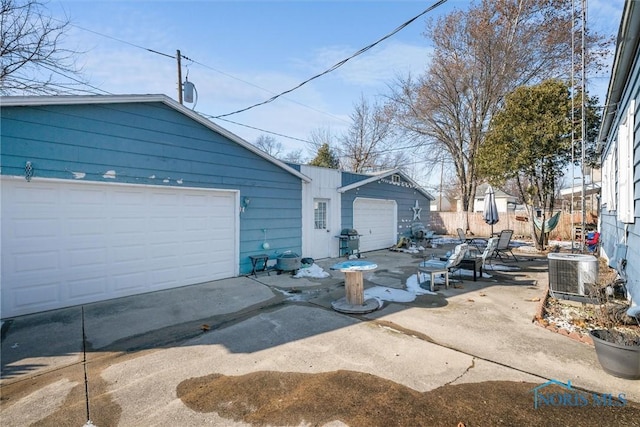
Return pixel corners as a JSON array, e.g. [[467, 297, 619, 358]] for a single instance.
[[279, 236, 545, 304], [293, 264, 330, 279]]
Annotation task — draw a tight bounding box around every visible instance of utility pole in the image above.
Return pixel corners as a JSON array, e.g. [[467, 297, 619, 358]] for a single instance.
[[570, 0, 576, 252], [439, 155, 444, 211], [580, 0, 587, 252], [177, 49, 183, 104]]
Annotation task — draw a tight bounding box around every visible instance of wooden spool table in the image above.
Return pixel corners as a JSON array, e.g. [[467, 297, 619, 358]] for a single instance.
[[330, 260, 380, 314]]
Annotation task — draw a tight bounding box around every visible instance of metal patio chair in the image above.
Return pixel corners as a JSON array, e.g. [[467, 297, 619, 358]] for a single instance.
[[493, 229, 518, 262], [457, 227, 486, 250]]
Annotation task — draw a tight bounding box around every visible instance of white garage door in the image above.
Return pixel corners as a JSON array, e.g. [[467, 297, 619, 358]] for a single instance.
[[353, 198, 397, 252], [1, 178, 238, 318]]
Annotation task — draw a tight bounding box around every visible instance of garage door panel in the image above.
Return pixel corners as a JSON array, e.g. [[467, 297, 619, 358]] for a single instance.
[[112, 221, 149, 236], [12, 218, 59, 239], [14, 284, 59, 309], [67, 246, 106, 269], [1, 178, 238, 318], [68, 277, 108, 299], [149, 242, 178, 258], [12, 185, 58, 204], [69, 218, 106, 236], [13, 250, 59, 273], [112, 272, 148, 292], [68, 187, 106, 203]]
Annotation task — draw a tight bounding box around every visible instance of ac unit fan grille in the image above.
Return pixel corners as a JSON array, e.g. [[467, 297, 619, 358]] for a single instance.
[[549, 260, 581, 294], [547, 254, 599, 296]]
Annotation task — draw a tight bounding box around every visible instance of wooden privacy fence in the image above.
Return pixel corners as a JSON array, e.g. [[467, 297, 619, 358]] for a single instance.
[[427, 211, 598, 241]]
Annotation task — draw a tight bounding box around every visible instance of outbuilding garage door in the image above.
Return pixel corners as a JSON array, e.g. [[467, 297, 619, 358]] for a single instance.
[[1, 178, 238, 318], [353, 198, 397, 252]]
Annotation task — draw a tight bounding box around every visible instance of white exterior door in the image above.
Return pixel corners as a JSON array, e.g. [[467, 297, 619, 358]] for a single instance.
[[300, 166, 341, 260], [311, 199, 333, 260], [1, 177, 238, 318], [353, 198, 397, 252]]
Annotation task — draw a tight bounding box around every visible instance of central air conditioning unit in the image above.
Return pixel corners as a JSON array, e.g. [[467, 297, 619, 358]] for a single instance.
[[547, 253, 599, 298]]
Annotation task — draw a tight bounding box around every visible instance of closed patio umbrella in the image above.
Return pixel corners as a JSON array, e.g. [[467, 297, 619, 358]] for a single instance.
[[483, 185, 499, 235]]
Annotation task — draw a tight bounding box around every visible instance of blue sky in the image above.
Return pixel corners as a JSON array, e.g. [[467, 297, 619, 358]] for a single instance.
[[48, 0, 623, 171]]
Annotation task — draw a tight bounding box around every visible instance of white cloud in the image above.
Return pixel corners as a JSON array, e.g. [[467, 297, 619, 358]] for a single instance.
[[296, 40, 432, 87]]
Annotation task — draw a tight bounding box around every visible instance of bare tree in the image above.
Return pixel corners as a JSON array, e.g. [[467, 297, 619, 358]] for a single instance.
[[388, 0, 610, 229], [281, 149, 305, 165], [307, 126, 336, 154], [253, 135, 283, 158], [1, 0, 87, 94], [340, 95, 407, 173]]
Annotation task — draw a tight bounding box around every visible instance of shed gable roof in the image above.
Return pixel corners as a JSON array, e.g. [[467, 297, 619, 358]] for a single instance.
[[338, 169, 434, 200]]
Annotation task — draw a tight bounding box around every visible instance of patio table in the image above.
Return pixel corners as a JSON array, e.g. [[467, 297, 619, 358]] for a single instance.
[[330, 260, 380, 314]]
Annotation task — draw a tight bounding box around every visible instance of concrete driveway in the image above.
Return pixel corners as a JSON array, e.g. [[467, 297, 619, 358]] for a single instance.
[[1, 246, 638, 426]]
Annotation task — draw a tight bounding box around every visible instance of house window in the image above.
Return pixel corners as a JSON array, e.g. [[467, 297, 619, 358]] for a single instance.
[[314, 200, 327, 229], [392, 174, 401, 183], [617, 99, 635, 224]]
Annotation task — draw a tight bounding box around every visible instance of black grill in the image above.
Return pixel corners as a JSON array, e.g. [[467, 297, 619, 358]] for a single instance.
[[338, 229, 360, 256]]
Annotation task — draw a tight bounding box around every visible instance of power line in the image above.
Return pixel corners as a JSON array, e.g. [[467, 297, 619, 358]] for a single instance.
[[36, 63, 114, 95], [64, 20, 350, 125], [64, 20, 175, 59], [186, 57, 350, 125], [55, 1, 448, 144], [213, 0, 449, 118], [203, 114, 313, 144]]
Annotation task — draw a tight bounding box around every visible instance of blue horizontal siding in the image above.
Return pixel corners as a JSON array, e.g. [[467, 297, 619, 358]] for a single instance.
[[1, 102, 302, 275]]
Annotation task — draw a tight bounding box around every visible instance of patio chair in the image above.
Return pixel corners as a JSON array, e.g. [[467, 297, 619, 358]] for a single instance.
[[418, 243, 469, 290], [479, 237, 499, 271], [457, 227, 486, 250], [457, 228, 473, 243], [493, 229, 518, 262]]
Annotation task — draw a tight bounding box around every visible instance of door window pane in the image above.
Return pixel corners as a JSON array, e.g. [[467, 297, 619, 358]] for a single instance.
[[314, 201, 327, 229]]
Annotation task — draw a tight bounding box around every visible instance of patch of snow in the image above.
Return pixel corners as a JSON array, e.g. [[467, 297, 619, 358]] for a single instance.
[[102, 170, 116, 179], [293, 264, 330, 279], [405, 274, 438, 295], [364, 286, 417, 303], [71, 171, 85, 179]]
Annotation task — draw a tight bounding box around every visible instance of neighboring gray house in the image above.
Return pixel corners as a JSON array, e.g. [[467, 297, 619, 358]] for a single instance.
[[1, 95, 310, 318], [598, 0, 639, 308]]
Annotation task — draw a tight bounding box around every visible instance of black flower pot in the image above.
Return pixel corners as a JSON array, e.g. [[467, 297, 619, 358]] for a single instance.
[[590, 329, 640, 380]]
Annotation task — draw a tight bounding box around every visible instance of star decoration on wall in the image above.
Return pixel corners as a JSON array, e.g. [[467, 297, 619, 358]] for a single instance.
[[412, 200, 422, 221]]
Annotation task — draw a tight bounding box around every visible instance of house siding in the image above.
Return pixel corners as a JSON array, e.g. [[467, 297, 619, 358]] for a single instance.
[[1, 102, 303, 275], [340, 172, 432, 240], [599, 3, 640, 305]]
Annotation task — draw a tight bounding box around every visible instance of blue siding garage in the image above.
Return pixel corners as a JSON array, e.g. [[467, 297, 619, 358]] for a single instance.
[[1, 95, 308, 317], [340, 170, 434, 252]]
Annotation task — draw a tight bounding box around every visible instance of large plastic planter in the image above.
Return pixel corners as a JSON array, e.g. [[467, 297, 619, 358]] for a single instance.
[[590, 329, 640, 380]]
